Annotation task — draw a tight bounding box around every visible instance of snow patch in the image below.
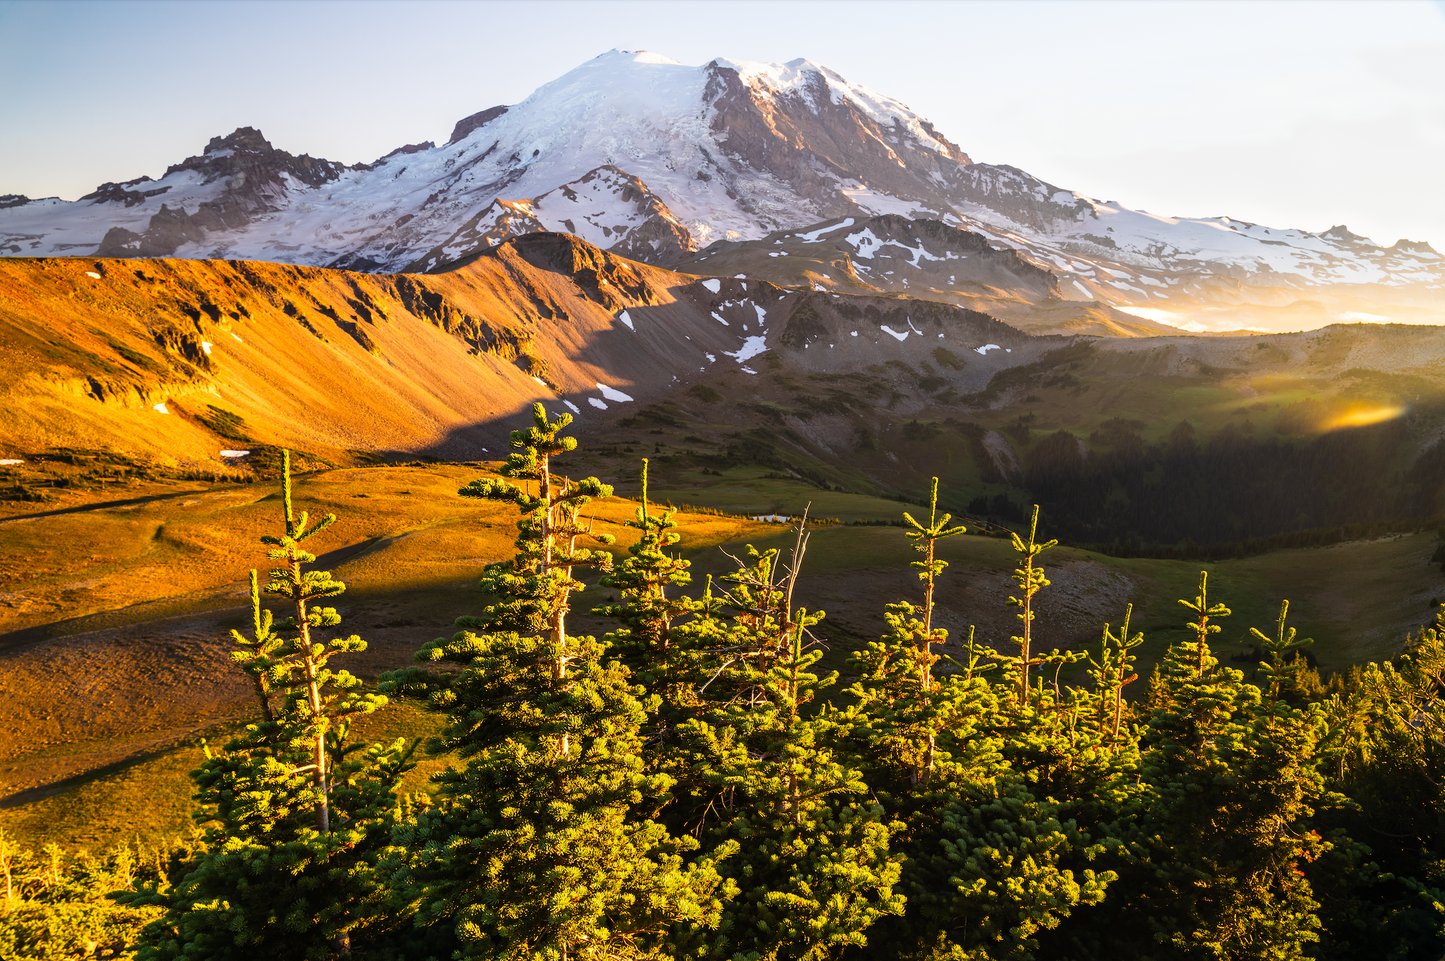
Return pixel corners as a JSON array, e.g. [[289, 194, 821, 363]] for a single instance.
[[617, 309, 634, 330], [201, 341, 213, 355], [563, 400, 581, 413], [589, 397, 608, 409], [725, 336, 769, 362], [220, 450, 251, 458], [85, 271, 100, 279], [153, 402, 169, 414], [880, 325, 909, 342], [975, 344, 1002, 354], [701, 278, 721, 293], [841, 186, 922, 218], [795, 218, 854, 242], [596, 382, 634, 402]]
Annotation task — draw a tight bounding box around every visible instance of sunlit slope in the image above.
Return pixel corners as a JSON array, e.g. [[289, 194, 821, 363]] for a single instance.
[[0, 233, 1050, 467], [0, 238, 702, 463]]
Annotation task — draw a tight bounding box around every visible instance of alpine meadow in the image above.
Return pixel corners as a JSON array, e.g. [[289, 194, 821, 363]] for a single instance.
[[1, 19, 1444, 961]]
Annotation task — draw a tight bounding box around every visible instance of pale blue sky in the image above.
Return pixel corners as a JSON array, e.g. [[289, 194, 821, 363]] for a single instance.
[[1, 0, 1441, 246]]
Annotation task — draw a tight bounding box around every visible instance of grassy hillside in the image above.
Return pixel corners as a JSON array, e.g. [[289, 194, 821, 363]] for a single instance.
[[3, 460, 1440, 851]]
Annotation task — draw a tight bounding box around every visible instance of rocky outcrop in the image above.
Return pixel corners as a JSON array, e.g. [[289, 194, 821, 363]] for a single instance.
[[448, 105, 509, 145], [376, 141, 436, 162], [505, 231, 664, 311], [92, 128, 359, 259], [405, 166, 695, 271], [80, 179, 172, 208], [96, 204, 206, 257]]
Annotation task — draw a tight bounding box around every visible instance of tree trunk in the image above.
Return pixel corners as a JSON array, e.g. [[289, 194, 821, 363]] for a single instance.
[[295, 561, 329, 835], [1020, 555, 1034, 703]]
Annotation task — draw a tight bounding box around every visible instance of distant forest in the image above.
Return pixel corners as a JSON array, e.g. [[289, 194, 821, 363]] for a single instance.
[[968, 414, 1445, 552]]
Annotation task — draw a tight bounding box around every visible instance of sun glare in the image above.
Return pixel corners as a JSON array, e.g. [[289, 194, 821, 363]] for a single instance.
[[1324, 405, 1407, 430]]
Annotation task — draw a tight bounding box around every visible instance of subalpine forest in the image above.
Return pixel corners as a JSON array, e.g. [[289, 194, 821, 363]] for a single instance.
[[2, 406, 1442, 961]]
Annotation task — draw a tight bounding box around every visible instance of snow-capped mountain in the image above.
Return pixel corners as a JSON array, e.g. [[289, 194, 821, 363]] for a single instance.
[[2, 49, 1439, 314]]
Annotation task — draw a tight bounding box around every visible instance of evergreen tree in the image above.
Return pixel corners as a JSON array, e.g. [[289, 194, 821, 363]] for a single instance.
[[674, 527, 905, 960], [1178, 571, 1231, 680], [1250, 600, 1315, 707], [1309, 604, 1445, 959], [1001, 506, 1061, 703], [1, 834, 164, 960], [1108, 581, 1329, 958], [845, 478, 984, 793], [844, 487, 1113, 960], [595, 458, 699, 697], [122, 451, 413, 960], [1086, 604, 1144, 745], [385, 405, 732, 960]]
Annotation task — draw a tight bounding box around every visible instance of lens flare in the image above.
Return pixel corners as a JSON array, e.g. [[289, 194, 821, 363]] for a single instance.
[[1323, 405, 1407, 430]]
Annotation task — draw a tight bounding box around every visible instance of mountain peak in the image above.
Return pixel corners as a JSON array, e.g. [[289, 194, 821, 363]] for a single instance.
[[1, 52, 1437, 311], [1321, 224, 1375, 245], [609, 49, 682, 65], [203, 126, 273, 155]]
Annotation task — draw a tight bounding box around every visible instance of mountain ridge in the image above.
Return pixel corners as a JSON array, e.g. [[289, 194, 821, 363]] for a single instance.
[[2, 49, 1438, 335]]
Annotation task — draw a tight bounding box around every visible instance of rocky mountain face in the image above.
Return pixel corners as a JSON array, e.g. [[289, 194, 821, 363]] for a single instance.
[[402, 165, 696, 272], [671, 214, 1190, 338], [88, 127, 357, 258], [681, 214, 1059, 300], [2, 50, 1440, 331]]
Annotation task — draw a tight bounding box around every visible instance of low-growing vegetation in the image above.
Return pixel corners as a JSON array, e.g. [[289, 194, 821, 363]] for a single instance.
[[2, 409, 1442, 960]]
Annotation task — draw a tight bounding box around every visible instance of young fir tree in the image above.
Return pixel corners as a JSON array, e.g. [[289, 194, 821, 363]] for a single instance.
[[2, 833, 164, 960], [384, 404, 732, 960], [845, 478, 991, 795], [1002, 506, 1059, 703], [594, 458, 699, 697], [672, 526, 905, 961], [1178, 570, 1231, 680], [1108, 580, 1330, 958], [122, 451, 413, 960], [1087, 604, 1145, 745], [1308, 603, 1445, 959], [837, 484, 1113, 960], [1250, 600, 1315, 708]]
